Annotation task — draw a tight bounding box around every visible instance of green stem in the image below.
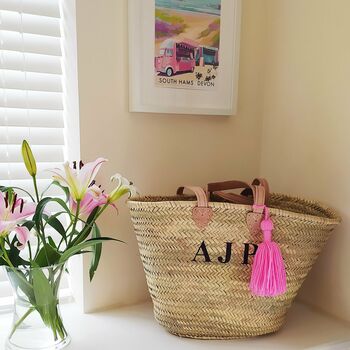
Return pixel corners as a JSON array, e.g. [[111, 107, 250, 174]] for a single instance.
[[32, 175, 40, 203], [28, 241, 33, 262], [34, 234, 40, 259], [37, 221, 50, 266], [30, 175, 48, 262], [67, 200, 81, 246], [9, 307, 35, 339], [70, 203, 108, 247]]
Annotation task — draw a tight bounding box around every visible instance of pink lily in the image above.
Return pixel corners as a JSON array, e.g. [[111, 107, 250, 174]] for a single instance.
[[0, 192, 36, 250], [70, 185, 108, 220], [49, 158, 107, 201]]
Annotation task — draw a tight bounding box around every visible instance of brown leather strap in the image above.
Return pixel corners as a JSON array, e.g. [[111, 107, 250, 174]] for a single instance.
[[211, 192, 252, 205], [207, 179, 269, 213], [208, 180, 253, 205], [241, 178, 270, 205], [253, 178, 269, 195], [207, 180, 251, 193], [177, 186, 209, 208]]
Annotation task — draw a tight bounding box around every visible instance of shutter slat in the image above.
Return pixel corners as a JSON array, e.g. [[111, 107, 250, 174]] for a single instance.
[[1, 50, 62, 75], [0, 10, 61, 37], [0, 69, 62, 92], [0, 108, 64, 128], [1, 178, 63, 196], [0, 89, 63, 110], [0, 30, 61, 56], [0, 144, 64, 162], [0, 162, 63, 180], [0, 280, 12, 293], [0, 0, 60, 19], [0, 126, 64, 145]]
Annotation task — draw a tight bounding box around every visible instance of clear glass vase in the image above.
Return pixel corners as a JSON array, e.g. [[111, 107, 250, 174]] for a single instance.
[[5, 264, 71, 350]]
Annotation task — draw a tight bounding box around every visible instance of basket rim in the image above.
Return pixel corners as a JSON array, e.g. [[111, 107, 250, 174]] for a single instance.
[[128, 192, 341, 225]]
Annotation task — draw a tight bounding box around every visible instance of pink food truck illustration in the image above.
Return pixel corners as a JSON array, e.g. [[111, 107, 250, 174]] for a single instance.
[[155, 39, 197, 77]]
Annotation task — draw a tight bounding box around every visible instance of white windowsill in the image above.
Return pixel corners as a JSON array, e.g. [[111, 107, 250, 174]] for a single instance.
[[0, 302, 349, 349]]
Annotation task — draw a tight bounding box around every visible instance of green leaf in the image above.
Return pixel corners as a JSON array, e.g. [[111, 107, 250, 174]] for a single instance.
[[34, 198, 70, 228], [6, 268, 35, 303], [2, 248, 29, 267], [89, 224, 102, 281], [51, 181, 70, 202], [0, 254, 7, 267], [31, 263, 58, 332], [32, 266, 55, 305], [47, 236, 57, 249], [74, 250, 93, 255], [59, 237, 122, 264], [35, 244, 61, 267], [33, 198, 71, 257], [44, 214, 66, 241]]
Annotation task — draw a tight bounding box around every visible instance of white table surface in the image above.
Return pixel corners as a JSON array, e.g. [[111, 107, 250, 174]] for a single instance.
[[1, 302, 350, 350]]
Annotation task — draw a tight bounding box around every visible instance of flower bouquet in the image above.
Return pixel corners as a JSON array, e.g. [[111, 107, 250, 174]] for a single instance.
[[0, 141, 136, 350]]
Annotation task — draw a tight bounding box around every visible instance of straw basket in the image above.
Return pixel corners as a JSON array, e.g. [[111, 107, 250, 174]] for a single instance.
[[127, 179, 340, 339]]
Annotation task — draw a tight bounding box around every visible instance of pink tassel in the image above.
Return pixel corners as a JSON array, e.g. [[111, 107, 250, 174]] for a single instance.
[[250, 207, 287, 297]]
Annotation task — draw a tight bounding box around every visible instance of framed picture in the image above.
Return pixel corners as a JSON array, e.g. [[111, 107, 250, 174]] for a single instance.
[[128, 0, 241, 116]]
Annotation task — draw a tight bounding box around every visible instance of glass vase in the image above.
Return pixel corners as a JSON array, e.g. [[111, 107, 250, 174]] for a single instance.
[[5, 264, 71, 350]]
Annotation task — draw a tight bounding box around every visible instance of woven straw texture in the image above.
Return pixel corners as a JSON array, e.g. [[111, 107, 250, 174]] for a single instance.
[[128, 193, 340, 339]]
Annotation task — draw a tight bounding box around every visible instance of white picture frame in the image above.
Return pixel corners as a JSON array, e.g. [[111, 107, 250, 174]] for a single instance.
[[128, 0, 242, 116]]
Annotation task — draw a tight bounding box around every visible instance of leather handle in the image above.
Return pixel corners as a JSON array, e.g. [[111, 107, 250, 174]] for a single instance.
[[207, 179, 269, 213], [207, 180, 251, 193], [210, 192, 252, 205], [177, 186, 212, 229], [207, 180, 253, 205], [251, 185, 265, 213], [177, 186, 209, 207], [241, 178, 270, 206]]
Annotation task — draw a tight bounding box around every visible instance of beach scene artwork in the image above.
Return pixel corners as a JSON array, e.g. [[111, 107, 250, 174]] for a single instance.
[[154, 0, 221, 90]]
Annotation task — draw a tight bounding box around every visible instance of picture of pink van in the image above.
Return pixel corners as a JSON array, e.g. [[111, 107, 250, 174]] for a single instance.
[[155, 39, 197, 77]]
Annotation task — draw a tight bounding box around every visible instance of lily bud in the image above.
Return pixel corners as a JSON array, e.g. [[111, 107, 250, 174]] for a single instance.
[[22, 140, 37, 177]]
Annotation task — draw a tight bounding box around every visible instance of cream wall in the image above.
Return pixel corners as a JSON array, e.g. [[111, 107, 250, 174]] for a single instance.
[[75, 0, 266, 312], [260, 0, 350, 321]]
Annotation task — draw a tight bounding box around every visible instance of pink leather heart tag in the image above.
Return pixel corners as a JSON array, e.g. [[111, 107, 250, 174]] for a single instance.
[[192, 207, 213, 229], [246, 212, 262, 236]]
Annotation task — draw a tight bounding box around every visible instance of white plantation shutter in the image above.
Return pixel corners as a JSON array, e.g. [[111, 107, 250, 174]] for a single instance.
[[0, 0, 73, 307]]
